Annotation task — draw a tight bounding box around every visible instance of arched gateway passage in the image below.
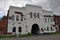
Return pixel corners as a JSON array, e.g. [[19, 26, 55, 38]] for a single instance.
[[31, 24, 40, 34]]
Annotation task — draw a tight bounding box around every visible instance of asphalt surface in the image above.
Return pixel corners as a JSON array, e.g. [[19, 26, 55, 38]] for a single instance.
[[0, 34, 60, 40]]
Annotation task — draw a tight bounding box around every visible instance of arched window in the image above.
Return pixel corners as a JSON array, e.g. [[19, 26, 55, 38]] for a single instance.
[[19, 27, 22, 32], [41, 28, 44, 32], [47, 27, 49, 31], [13, 27, 16, 32], [51, 27, 53, 31]]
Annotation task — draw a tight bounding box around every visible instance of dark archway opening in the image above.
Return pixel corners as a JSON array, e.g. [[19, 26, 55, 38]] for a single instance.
[[13, 27, 16, 32], [31, 24, 39, 34], [19, 27, 22, 32]]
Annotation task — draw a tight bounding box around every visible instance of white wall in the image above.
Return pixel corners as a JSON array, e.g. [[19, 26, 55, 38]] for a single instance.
[[7, 4, 56, 34]]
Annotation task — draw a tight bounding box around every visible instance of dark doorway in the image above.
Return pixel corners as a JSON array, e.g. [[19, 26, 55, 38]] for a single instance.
[[13, 27, 16, 32], [31, 24, 39, 34], [19, 27, 22, 32]]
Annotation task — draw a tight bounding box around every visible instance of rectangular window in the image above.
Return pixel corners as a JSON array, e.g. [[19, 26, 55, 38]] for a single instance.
[[34, 12, 40, 19], [21, 16, 23, 21], [45, 17, 47, 23], [38, 13, 40, 18], [16, 15, 19, 21], [24, 18, 26, 20], [12, 15, 14, 20], [44, 15, 53, 23], [34, 12, 36, 18], [51, 17, 53, 22], [44, 17, 50, 23], [48, 17, 49, 22]]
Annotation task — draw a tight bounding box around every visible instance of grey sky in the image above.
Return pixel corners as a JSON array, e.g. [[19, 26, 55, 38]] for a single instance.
[[48, 0, 60, 15], [0, 0, 60, 17]]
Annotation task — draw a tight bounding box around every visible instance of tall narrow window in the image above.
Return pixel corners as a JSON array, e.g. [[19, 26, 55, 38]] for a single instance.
[[21, 16, 23, 21], [30, 12, 32, 18], [51, 17, 53, 22], [48, 17, 49, 22], [13, 27, 16, 32], [44, 15, 47, 23], [38, 13, 40, 18], [34, 12, 36, 18], [45, 17, 47, 23], [16, 15, 19, 21], [51, 27, 53, 31], [12, 15, 14, 20], [19, 27, 22, 32], [47, 27, 49, 31], [24, 18, 26, 20]]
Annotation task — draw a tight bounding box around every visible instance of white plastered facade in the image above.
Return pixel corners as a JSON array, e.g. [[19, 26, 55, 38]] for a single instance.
[[7, 4, 56, 34]]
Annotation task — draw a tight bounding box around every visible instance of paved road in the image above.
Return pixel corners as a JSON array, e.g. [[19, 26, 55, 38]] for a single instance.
[[1, 34, 60, 40]]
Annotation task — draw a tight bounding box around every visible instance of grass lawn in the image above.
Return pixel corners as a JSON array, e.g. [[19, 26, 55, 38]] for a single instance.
[[0, 34, 32, 39], [0, 35, 16, 39], [48, 32, 60, 35], [0, 32, 60, 39]]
